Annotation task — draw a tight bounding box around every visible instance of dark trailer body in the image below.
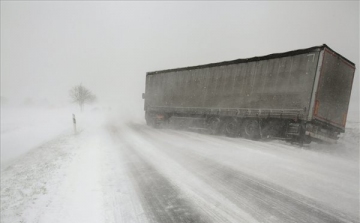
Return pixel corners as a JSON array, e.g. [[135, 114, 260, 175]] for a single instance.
[[143, 44, 356, 144]]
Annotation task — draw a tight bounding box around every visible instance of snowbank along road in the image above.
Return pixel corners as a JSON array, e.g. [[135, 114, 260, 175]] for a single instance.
[[1, 118, 359, 223]]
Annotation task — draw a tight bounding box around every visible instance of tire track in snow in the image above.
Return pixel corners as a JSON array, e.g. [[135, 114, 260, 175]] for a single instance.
[[117, 125, 263, 223], [101, 126, 149, 223], [153, 125, 358, 190], [128, 123, 356, 223], [109, 126, 211, 223], [138, 123, 360, 219]]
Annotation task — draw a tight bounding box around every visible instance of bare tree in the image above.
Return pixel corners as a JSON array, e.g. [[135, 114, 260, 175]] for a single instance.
[[69, 84, 96, 111]]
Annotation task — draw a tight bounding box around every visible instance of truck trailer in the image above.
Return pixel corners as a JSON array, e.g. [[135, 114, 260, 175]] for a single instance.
[[142, 44, 356, 144]]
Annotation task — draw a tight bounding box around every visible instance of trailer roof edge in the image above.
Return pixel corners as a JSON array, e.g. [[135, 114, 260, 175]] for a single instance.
[[147, 44, 355, 75]]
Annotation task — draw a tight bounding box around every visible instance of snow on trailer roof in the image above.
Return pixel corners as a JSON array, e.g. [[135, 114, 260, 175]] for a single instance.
[[147, 44, 356, 75]]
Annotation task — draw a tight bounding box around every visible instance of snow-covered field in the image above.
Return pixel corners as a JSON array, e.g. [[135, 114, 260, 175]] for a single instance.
[[1, 107, 359, 223], [1, 107, 73, 168]]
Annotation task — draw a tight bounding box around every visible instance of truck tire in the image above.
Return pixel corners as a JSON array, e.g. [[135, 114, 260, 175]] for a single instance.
[[145, 112, 154, 127], [207, 117, 221, 135], [224, 118, 240, 137], [242, 119, 261, 140], [146, 117, 154, 127]]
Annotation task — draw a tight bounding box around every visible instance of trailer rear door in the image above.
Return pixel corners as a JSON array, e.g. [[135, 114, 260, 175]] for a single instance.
[[313, 48, 355, 129]]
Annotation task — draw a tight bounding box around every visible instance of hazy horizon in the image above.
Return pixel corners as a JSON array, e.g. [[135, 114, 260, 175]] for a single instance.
[[1, 1, 359, 121]]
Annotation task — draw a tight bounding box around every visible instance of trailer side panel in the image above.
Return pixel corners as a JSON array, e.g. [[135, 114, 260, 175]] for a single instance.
[[145, 52, 320, 118]]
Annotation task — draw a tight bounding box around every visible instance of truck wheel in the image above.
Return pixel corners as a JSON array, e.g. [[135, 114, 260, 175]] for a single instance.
[[154, 120, 161, 129], [304, 135, 312, 144], [224, 118, 240, 137], [207, 117, 221, 135], [146, 117, 154, 127], [145, 112, 154, 127], [146, 116, 159, 128], [242, 119, 261, 140]]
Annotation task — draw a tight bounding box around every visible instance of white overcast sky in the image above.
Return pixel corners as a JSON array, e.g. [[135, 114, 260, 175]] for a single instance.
[[1, 1, 359, 120]]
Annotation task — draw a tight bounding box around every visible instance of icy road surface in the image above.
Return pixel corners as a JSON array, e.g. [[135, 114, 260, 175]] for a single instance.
[[1, 120, 359, 223]]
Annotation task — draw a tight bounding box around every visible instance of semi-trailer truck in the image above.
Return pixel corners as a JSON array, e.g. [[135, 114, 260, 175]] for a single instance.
[[142, 44, 356, 144]]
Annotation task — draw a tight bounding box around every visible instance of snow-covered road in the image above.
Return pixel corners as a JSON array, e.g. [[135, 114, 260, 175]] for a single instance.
[[1, 119, 359, 223]]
